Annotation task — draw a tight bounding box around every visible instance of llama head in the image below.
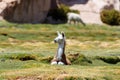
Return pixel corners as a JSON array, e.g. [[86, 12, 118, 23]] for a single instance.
[[54, 31, 65, 43]]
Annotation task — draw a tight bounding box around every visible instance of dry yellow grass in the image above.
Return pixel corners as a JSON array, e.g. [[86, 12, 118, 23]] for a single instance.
[[1, 65, 120, 80]]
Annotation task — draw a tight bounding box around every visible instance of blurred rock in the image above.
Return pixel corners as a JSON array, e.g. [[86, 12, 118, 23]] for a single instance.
[[0, 0, 52, 23]]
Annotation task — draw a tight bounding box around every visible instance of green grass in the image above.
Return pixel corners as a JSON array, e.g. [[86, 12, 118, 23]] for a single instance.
[[0, 20, 120, 42], [0, 20, 120, 79]]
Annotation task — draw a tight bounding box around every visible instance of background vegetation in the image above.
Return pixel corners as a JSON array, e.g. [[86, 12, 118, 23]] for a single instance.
[[100, 9, 120, 25], [47, 4, 79, 23]]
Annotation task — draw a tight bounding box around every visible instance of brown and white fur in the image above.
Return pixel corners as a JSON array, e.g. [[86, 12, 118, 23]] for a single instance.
[[51, 31, 71, 65]]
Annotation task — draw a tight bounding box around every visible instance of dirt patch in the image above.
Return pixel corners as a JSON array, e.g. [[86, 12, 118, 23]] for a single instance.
[[66, 39, 81, 45], [21, 41, 48, 47]]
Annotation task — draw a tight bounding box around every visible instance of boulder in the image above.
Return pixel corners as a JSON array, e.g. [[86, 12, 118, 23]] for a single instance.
[[0, 0, 52, 23]]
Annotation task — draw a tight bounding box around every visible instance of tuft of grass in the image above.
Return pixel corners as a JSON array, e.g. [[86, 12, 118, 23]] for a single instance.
[[39, 56, 53, 63], [0, 53, 40, 61], [96, 56, 120, 64], [68, 53, 92, 65]]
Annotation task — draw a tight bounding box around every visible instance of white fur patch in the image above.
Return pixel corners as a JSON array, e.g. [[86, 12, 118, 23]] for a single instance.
[[58, 61, 64, 65], [57, 48, 63, 60], [51, 61, 57, 65]]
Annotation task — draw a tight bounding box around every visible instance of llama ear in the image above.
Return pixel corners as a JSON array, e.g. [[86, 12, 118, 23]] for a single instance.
[[57, 31, 60, 35], [61, 31, 65, 37]]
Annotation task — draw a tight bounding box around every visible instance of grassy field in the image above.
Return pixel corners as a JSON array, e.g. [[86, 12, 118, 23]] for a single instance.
[[0, 20, 120, 80]]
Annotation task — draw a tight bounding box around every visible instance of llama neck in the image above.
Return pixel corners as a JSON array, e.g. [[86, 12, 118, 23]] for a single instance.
[[57, 41, 65, 60], [58, 41, 65, 49]]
